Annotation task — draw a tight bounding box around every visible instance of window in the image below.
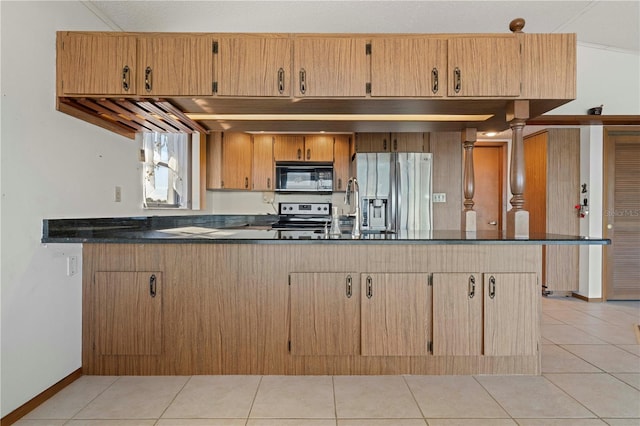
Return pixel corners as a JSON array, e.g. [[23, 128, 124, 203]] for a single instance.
[[142, 132, 189, 208]]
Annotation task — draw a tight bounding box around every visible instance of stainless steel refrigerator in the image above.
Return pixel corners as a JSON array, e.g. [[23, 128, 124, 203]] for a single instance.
[[355, 152, 433, 232]]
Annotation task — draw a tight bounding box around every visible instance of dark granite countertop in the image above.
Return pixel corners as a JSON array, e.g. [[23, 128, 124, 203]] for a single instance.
[[42, 215, 610, 245]]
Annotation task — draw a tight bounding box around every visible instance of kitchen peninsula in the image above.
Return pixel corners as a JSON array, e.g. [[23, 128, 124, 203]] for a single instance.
[[43, 215, 608, 376]]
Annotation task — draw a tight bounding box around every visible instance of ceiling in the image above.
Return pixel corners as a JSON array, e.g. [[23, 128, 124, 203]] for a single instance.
[[86, 0, 638, 53]]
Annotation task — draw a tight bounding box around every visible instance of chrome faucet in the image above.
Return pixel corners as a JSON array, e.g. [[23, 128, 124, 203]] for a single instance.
[[344, 177, 361, 238]]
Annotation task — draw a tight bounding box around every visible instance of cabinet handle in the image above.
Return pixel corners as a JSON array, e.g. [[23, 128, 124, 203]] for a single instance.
[[149, 274, 157, 298], [488, 221, 497, 225], [299, 68, 306, 94], [393, 139, 398, 151], [338, 178, 342, 190], [267, 177, 271, 189], [383, 139, 387, 151], [278, 68, 285, 94], [122, 65, 130, 91], [145, 66, 153, 92], [453, 67, 461, 94], [297, 148, 302, 160], [468, 275, 475, 299], [306, 149, 311, 160], [431, 67, 439, 94], [488, 275, 496, 299], [245, 177, 249, 189], [366, 276, 373, 299], [346, 275, 353, 298]]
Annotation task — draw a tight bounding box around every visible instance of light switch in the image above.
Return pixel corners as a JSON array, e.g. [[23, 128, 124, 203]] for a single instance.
[[433, 193, 446, 203]]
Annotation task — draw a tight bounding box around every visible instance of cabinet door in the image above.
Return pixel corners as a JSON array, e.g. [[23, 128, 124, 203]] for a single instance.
[[94, 271, 162, 355], [138, 35, 213, 96], [58, 33, 137, 95], [432, 273, 483, 356], [273, 135, 305, 161], [252, 135, 274, 191], [304, 135, 334, 162], [484, 273, 538, 356], [361, 273, 431, 356], [370, 37, 447, 97], [447, 37, 520, 97], [355, 133, 390, 153], [294, 37, 368, 97], [333, 135, 352, 191], [217, 36, 291, 97], [290, 272, 360, 355], [221, 133, 252, 189], [391, 133, 426, 152]]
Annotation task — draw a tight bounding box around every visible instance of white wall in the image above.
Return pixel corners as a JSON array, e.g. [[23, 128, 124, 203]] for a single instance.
[[1, 0, 639, 417], [552, 44, 640, 115]]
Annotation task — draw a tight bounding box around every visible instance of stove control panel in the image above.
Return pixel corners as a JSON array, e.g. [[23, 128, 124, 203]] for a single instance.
[[278, 202, 331, 216]]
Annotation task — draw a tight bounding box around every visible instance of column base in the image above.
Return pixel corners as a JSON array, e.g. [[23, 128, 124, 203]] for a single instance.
[[507, 209, 529, 238], [462, 210, 477, 233]]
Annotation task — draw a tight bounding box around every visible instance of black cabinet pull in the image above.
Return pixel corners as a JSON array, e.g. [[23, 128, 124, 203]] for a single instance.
[[453, 67, 461, 94], [346, 275, 353, 298], [431, 67, 439, 94], [366, 276, 373, 299], [145, 66, 153, 92], [122, 65, 130, 91], [149, 274, 157, 298], [245, 177, 249, 189], [468, 275, 475, 299], [489, 275, 496, 299], [278, 68, 285, 94], [299, 68, 306, 94]]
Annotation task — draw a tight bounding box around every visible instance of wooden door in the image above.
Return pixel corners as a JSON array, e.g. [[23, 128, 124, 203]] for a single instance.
[[333, 135, 352, 191], [58, 32, 137, 95], [355, 133, 390, 152], [289, 272, 360, 355], [391, 133, 426, 152], [432, 273, 483, 356], [293, 37, 368, 97], [484, 273, 538, 356], [216, 36, 291, 96], [252, 135, 274, 191], [94, 271, 162, 355], [604, 127, 640, 300], [474, 144, 506, 231], [138, 35, 212, 96], [360, 273, 431, 356], [304, 135, 334, 162], [221, 133, 252, 189], [447, 37, 520, 97], [370, 37, 447, 97], [273, 135, 305, 161]]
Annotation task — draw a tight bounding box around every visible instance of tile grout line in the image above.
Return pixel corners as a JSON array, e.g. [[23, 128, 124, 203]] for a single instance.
[[66, 375, 122, 422], [154, 375, 192, 424], [471, 375, 517, 423], [245, 375, 264, 425], [401, 374, 428, 421]]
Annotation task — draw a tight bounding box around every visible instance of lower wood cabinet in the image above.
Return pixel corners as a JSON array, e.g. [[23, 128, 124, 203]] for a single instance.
[[433, 272, 538, 356], [93, 271, 163, 356], [361, 273, 432, 356]]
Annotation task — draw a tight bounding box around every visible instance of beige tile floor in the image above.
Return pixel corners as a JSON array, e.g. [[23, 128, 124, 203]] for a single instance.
[[16, 296, 640, 426]]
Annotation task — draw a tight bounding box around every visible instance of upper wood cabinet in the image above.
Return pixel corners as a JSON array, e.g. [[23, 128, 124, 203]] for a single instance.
[[293, 37, 368, 97], [94, 271, 162, 356], [333, 135, 352, 191], [355, 133, 427, 152], [221, 132, 252, 190], [137, 35, 213, 96], [215, 36, 292, 97], [58, 32, 137, 96], [252, 135, 275, 191], [447, 36, 520, 97], [304, 135, 335, 162], [370, 37, 447, 97], [520, 33, 576, 99], [273, 135, 334, 162]]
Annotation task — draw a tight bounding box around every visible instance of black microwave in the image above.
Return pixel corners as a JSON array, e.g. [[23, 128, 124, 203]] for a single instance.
[[275, 163, 334, 192]]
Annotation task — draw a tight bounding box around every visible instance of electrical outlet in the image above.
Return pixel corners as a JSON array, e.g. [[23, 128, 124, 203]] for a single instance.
[[433, 193, 447, 203], [67, 256, 78, 276], [262, 192, 274, 204], [115, 186, 122, 202]]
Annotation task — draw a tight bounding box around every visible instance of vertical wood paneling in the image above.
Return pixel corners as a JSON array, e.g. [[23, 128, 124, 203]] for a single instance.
[[273, 135, 305, 161], [520, 33, 576, 99], [221, 133, 252, 189], [430, 132, 463, 230], [333, 135, 352, 191], [304, 135, 335, 162], [252, 135, 274, 190], [206, 132, 223, 189]]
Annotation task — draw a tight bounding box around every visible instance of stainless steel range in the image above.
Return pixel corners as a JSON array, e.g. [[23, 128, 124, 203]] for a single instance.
[[272, 202, 332, 238]]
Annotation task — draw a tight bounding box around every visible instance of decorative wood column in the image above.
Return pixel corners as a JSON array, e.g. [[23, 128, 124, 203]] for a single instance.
[[461, 128, 477, 232], [507, 100, 530, 237]]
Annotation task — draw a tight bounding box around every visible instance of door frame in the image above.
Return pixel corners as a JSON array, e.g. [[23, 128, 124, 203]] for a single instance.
[[474, 141, 508, 232], [602, 126, 640, 300]]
